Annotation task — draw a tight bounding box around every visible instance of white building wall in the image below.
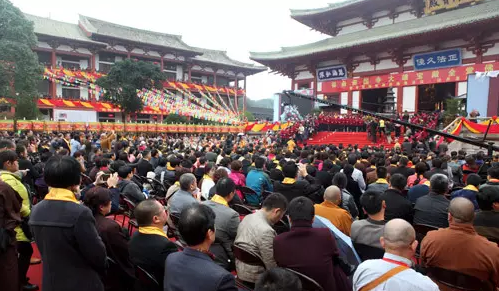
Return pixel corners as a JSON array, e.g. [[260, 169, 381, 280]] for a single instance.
[[37, 41, 52, 49], [440, 39, 468, 49], [483, 44, 499, 56], [76, 48, 91, 54], [462, 49, 476, 59], [338, 22, 366, 35], [317, 82, 322, 92], [395, 11, 417, 23], [56, 83, 62, 96], [405, 45, 433, 55], [402, 86, 416, 112], [376, 59, 398, 70], [80, 59, 88, 70], [57, 45, 72, 52], [54, 109, 97, 122], [352, 91, 360, 109], [115, 56, 123, 62], [295, 70, 314, 81], [340, 92, 348, 114], [457, 82, 468, 96], [374, 16, 393, 28], [318, 60, 342, 67], [114, 45, 127, 52], [147, 51, 161, 57], [201, 76, 208, 84], [393, 87, 399, 111], [94, 54, 100, 71], [337, 17, 363, 27], [355, 62, 375, 73]]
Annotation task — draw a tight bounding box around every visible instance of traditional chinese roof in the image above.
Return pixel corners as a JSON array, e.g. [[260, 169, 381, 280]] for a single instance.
[[290, 0, 369, 17], [78, 15, 202, 55], [251, 0, 499, 63], [193, 48, 267, 74], [25, 14, 107, 46]]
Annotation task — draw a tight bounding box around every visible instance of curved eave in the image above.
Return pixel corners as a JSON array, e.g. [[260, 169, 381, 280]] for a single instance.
[[90, 33, 203, 57], [193, 59, 267, 75], [252, 1, 499, 63], [35, 33, 108, 47], [290, 0, 369, 19]]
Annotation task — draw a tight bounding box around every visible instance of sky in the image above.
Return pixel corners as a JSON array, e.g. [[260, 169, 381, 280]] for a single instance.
[[10, 0, 337, 100]]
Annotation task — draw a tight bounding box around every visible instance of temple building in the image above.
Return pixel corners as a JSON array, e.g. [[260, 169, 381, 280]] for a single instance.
[[251, 0, 499, 116], [24, 13, 266, 122]]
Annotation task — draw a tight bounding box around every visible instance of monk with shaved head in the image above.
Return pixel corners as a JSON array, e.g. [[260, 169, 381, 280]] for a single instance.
[[421, 197, 499, 290], [353, 219, 439, 291], [314, 185, 352, 236]]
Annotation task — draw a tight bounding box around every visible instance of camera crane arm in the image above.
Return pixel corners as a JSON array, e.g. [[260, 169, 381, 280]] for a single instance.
[[282, 90, 499, 156]]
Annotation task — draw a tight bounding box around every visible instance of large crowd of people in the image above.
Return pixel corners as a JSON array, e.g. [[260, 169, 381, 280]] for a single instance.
[[0, 128, 498, 291]]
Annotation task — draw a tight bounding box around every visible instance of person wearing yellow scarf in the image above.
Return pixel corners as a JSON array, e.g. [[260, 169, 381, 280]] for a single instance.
[[450, 173, 481, 210], [129, 200, 178, 284], [29, 155, 107, 291]]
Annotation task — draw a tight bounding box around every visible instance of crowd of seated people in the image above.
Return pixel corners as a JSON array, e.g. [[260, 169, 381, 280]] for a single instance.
[[0, 129, 498, 291]]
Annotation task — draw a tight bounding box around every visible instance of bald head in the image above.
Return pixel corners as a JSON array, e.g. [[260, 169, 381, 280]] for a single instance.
[[449, 197, 475, 224], [382, 219, 415, 249], [324, 185, 341, 205]]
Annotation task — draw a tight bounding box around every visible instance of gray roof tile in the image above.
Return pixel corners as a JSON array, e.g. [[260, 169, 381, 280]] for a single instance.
[[25, 14, 106, 46], [193, 48, 267, 73], [78, 15, 201, 54], [252, 0, 499, 61], [290, 0, 367, 17]]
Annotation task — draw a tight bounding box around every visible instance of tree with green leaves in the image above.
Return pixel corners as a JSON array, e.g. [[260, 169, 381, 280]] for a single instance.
[[242, 110, 255, 121], [96, 59, 166, 121], [0, 0, 43, 119]]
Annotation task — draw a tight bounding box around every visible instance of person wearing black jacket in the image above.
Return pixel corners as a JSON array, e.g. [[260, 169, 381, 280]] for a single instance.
[[136, 150, 153, 177], [128, 199, 178, 287], [30, 155, 107, 291], [390, 157, 415, 178], [315, 160, 335, 189], [382, 173, 414, 224], [273, 161, 323, 204], [16, 145, 40, 192]]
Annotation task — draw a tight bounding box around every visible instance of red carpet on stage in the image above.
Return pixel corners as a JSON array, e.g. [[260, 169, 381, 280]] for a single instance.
[[306, 132, 401, 147]]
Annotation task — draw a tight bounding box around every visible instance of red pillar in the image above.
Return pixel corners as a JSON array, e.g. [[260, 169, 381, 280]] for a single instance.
[[50, 50, 57, 99], [243, 77, 247, 113], [234, 77, 238, 111], [90, 53, 96, 71], [160, 56, 164, 72], [188, 66, 192, 82], [90, 54, 96, 101], [127, 51, 131, 59], [213, 72, 217, 86]]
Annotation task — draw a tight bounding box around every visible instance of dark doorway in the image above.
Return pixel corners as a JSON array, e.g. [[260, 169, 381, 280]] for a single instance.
[[361, 88, 388, 113], [417, 82, 456, 112]]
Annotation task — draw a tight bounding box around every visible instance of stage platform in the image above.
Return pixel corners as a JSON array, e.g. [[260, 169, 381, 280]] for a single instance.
[[305, 131, 401, 148]]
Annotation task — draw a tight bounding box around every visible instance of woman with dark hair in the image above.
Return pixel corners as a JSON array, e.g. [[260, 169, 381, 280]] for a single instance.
[[16, 144, 40, 191], [228, 160, 246, 201], [200, 162, 216, 200], [332, 171, 359, 219], [83, 187, 135, 290]]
